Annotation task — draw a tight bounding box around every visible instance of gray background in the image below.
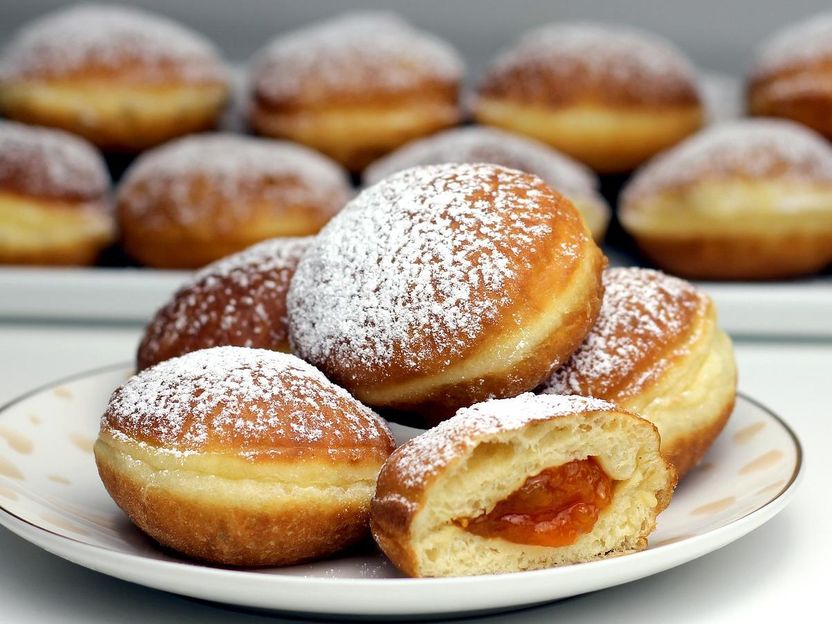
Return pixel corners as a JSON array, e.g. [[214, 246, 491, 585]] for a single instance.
[[1, 0, 830, 80]]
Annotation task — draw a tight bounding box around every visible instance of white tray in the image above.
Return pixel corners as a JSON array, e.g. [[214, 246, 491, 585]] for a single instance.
[[1, 265, 830, 338]]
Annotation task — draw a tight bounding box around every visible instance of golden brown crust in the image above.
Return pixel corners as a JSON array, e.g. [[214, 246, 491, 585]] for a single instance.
[[0, 234, 111, 266], [137, 238, 311, 371], [95, 452, 371, 567], [288, 164, 605, 419], [104, 347, 395, 459], [117, 134, 349, 268], [748, 60, 832, 138], [249, 92, 460, 172], [477, 24, 700, 108], [632, 231, 832, 280], [663, 397, 735, 477]]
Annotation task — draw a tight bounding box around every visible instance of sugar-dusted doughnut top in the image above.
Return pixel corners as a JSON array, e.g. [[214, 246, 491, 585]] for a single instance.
[[753, 13, 832, 79], [623, 119, 832, 204], [478, 22, 700, 106], [251, 12, 464, 107], [104, 347, 395, 460], [543, 268, 706, 399], [287, 163, 589, 384], [364, 126, 600, 201], [137, 237, 313, 370], [0, 120, 108, 202], [382, 393, 616, 491], [118, 133, 350, 229], [0, 3, 227, 84]]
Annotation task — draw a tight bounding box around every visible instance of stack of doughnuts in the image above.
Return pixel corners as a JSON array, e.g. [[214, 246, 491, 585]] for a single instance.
[[101, 160, 738, 577], [473, 23, 704, 172], [0, 4, 229, 151], [117, 133, 350, 268], [249, 12, 464, 172], [0, 120, 114, 265]]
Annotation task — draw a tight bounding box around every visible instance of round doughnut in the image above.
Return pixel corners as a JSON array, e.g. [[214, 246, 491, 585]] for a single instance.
[[137, 236, 313, 371], [542, 268, 737, 476], [117, 133, 350, 269], [748, 13, 832, 139], [0, 4, 229, 151], [371, 393, 676, 577], [249, 12, 464, 172], [287, 163, 606, 424], [473, 22, 704, 172], [94, 346, 396, 566], [0, 120, 113, 265], [620, 119, 832, 280], [363, 126, 610, 241]]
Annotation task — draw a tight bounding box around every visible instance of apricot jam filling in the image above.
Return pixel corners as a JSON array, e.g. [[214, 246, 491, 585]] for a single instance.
[[455, 458, 614, 547]]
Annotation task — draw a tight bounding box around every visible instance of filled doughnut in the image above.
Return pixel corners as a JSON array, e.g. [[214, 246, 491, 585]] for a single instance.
[[0, 120, 114, 265], [748, 13, 832, 139], [288, 163, 606, 424], [249, 12, 464, 172], [0, 4, 229, 151], [94, 346, 396, 566], [473, 22, 703, 172], [620, 119, 832, 279], [371, 393, 676, 577], [542, 268, 737, 476], [364, 126, 610, 241], [117, 133, 350, 269], [137, 236, 312, 371]]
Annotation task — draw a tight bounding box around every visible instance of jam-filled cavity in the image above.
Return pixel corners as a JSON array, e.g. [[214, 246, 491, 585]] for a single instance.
[[455, 458, 614, 547]]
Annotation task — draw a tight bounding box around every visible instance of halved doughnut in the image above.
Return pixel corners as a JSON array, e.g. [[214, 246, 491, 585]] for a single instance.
[[371, 393, 676, 577]]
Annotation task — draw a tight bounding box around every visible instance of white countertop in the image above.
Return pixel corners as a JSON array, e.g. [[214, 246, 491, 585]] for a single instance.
[[0, 322, 827, 623]]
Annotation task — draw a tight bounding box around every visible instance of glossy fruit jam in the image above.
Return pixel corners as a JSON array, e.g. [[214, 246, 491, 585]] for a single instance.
[[456, 458, 614, 547]]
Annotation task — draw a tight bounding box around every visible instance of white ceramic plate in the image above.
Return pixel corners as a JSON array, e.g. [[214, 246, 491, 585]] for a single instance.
[[0, 365, 802, 619]]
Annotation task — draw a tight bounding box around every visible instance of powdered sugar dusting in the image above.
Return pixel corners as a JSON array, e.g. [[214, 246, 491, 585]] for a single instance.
[[288, 163, 578, 379], [623, 119, 832, 203], [118, 133, 350, 227], [364, 126, 600, 200], [388, 393, 615, 489], [138, 237, 313, 369], [0, 120, 108, 200], [251, 12, 463, 104], [105, 346, 393, 458], [754, 13, 832, 78], [0, 3, 227, 83], [542, 268, 704, 398], [480, 22, 699, 103]]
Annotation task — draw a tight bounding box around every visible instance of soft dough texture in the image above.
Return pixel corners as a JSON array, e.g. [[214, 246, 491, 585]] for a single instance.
[[371, 393, 676, 577], [94, 346, 396, 566], [620, 119, 832, 280], [473, 22, 703, 172], [542, 268, 737, 476], [117, 133, 349, 268], [748, 13, 832, 139], [249, 12, 463, 171], [363, 126, 610, 241], [137, 236, 313, 370], [287, 163, 606, 424], [0, 120, 114, 265], [0, 4, 229, 151]]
